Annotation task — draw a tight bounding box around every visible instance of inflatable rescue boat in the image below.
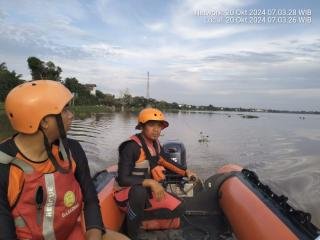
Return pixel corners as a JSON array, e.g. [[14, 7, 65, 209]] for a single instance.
[[93, 142, 320, 240]]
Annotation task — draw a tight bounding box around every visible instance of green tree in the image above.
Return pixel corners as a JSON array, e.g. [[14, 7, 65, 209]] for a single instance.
[[119, 88, 132, 107], [64, 77, 98, 105], [45, 61, 62, 81], [131, 96, 148, 108], [0, 62, 24, 101], [27, 57, 62, 81], [27, 57, 44, 80], [64, 77, 81, 93], [103, 93, 116, 106]]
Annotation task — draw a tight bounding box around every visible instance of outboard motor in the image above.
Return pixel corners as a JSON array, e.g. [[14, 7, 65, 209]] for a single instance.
[[162, 141, 187, 185], [163, 141, 187, 169], [162, 141, 198, 197]]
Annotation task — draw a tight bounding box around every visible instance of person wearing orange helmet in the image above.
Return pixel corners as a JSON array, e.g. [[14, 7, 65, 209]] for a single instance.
[[114, 108, 197, 239], [0, 80, 128, 240]]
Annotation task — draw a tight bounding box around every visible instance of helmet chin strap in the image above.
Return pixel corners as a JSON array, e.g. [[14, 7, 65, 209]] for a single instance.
[[39, 114, 72, 173], [55, 114, 66, 139]]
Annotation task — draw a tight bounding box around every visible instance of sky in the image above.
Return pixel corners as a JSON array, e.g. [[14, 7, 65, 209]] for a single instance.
[[0, 0, 319, 111]]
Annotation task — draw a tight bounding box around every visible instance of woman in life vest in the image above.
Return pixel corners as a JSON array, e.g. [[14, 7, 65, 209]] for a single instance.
[[114, 108, 197, 239], [0, 80, 128, 240]]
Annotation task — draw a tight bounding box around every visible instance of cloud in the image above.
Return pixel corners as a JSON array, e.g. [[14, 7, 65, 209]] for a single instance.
[[3, 0, 87, 21], [169, 0, 257, 39], [95, 0, 143, 27], [0, 0, 319, 110], [81, 43, 127, 58], [145, 22, 166, 32], [172, 24, 258, 40], [264, 89, 320, 98], [0, 0, 90, 47], [184, 0, 254, 10], [0, 9, 6, 21]]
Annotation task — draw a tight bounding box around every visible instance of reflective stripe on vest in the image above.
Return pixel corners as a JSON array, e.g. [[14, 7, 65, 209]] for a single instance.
[[0, 150, 14, 164], [0, 140, 84, 240], [132, 160, 150, 177], [59, 139, 68, 160], [43, 173, 57, 240], [11, 158, 34, 174], [130, 134, 161, 178]]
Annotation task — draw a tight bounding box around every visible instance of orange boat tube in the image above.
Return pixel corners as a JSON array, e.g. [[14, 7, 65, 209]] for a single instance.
[[217, 164, 319, 240], [94, 166, 125, 231]]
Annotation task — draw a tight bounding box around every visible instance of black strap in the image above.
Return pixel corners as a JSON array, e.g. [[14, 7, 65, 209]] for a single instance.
[[41, 129, 71, 174], [55, 114, 66, 139], [55, 114, 71, 161], [136, 134, 159, 169], [204, 171, 238, 211]]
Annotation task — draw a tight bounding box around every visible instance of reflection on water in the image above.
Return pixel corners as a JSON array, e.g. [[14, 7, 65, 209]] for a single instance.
[[1, 110, 320, 227], [68, 111, 320, 227]]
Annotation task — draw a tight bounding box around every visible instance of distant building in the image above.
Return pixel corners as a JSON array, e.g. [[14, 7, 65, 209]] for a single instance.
[[84, 84, 97, 95]]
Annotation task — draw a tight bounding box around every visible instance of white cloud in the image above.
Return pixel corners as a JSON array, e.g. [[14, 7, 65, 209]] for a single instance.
[[0, 0, 319, 110], [4, 0, 87, 21], [184, 0, 254, 10], [265, 89, 320, 98], [0, 9, 7, 21], [95, 0, 134, 26], [145, 22, 165, 32], [81, 43, 127, 58], [172, 24, 258, 39], [169, 0, 257, 39]]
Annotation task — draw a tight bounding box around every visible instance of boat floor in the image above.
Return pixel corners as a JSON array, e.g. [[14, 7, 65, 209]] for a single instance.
[[134, 214, 233, 240], [93, 170, 234, 239]]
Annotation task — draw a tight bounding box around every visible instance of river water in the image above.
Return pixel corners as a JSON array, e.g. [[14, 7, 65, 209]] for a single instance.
[[1, 111, 320, 227]]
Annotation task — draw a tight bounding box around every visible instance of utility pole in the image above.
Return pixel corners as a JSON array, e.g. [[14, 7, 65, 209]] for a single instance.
[[146, 71, 150, 100], [146, 72, 151, 107]]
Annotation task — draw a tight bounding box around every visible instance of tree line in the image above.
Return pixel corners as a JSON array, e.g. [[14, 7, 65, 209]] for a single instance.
[[2, 57, 317, 114], [0, 57, 197, 109]]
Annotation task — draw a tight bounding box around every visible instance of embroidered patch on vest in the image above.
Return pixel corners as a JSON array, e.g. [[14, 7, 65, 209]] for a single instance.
[[63, 191, 75, 208]]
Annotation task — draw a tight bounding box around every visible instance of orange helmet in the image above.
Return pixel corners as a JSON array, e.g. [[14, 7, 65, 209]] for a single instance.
[[5, 80, 73, 134], [136, 108, 169, 130]]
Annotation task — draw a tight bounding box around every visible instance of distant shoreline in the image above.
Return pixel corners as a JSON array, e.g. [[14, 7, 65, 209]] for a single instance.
[[0, 102, 319, 115]]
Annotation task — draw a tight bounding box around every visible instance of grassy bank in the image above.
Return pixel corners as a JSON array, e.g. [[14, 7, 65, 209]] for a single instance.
[[70, 105, 115, 113], [0, 103, 115, 113]]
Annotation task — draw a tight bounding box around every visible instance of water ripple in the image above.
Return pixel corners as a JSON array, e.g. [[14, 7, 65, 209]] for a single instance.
[[69, 112, 320, 227]]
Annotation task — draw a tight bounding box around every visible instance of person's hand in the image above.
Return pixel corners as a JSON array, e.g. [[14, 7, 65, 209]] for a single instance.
[[150, 180, 166, 201], [151, 165, 166, 182], [103, 229, 131, 240], [85, 228, 103, 240], [143, 179, 165, 201], [186, 169, 197, 181]]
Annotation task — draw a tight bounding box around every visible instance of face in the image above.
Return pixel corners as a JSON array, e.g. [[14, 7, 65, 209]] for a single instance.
[[60, 104, 74, 132], [141, 121, 163, 141], [41, 104, 74, 141]]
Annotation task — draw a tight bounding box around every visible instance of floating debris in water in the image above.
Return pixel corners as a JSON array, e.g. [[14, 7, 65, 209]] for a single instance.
[[199, 131, 210, 143], [241, 115, 259, 119]]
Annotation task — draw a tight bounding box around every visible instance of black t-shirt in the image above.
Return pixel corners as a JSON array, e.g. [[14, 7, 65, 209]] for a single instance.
[[117, 140, 144, 186]]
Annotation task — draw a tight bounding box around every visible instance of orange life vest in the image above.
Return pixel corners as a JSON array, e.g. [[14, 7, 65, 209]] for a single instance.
[[114, 134, 185, 230], [129, 134, 186, 181], [0, 143, 84, 240]]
